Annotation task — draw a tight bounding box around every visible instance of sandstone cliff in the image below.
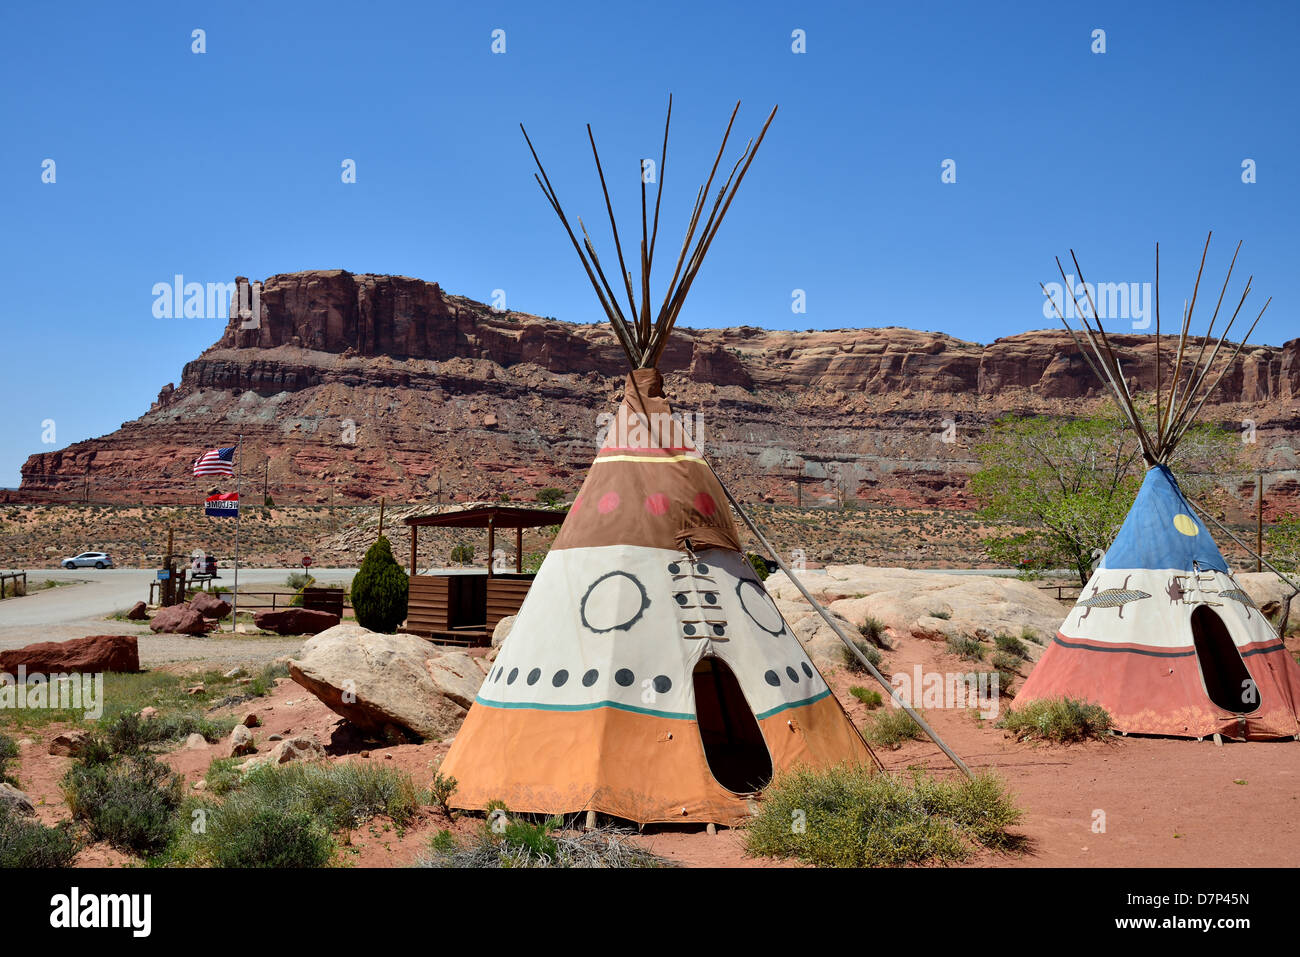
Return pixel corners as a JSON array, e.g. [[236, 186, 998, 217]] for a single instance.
[[16, 270, 1300, 511]]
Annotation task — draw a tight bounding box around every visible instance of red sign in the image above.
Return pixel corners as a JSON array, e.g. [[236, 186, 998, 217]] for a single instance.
[[204, 493, 239, 518], [301, 556, 313, 568]]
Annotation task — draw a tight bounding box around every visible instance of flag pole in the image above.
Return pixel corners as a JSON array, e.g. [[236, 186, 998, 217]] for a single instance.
[[233, 435, 242, 633]]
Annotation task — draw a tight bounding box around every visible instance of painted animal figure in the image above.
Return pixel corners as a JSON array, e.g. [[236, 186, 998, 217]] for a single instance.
[[1217, 587, 1259, 620], [1166, 576, 1186, 604], [1079, 574, 1152, 620]]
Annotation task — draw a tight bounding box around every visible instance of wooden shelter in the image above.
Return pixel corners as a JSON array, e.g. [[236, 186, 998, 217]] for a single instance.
[[402, 505, 566, 645]]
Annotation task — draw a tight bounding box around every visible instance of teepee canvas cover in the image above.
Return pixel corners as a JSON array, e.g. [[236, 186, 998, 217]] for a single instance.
[[439, 100, 873, 823], [1018, 236, 1300, 740]]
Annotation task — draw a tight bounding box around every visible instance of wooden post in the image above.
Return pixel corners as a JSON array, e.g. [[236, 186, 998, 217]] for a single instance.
[[378, 497, 386, 538], [410, 525, 418, 577], [515, 525, 522, 573], [487, 515, 495, 579], [1257, 473, 1264, 573]]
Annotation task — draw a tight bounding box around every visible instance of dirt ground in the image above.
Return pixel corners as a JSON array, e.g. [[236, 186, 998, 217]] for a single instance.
[[8, 616, 1300, 868]]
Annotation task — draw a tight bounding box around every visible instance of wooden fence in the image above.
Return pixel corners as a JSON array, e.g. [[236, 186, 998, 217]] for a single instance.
[[0, 572, 26, 599]]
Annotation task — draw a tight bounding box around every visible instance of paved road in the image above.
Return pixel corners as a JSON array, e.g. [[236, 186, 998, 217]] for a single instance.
[[0, 568, 359, 666]]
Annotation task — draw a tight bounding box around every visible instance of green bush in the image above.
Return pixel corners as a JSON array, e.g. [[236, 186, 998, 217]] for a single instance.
[[862, 708, 925, 750], [537, 487, 565, 507], [62, 753, 184, 855], [928, 609, 952, 620], [858, 616, 887, 646], [228, 761, 419, 831], [848, 686, 884, 709], [746, 553, 770, 581], [0, 805, 80, 867], [745, 765, 1023, 867], [104, 710, 234, 755], [285, 571, 312, 591], [842, 639, 882, 674], [946, 636, 985, 662], [420, 809, 667, 868], [204, 805, 334, 868], [449, 542, 474, 566], [0, 732, 18, 785], [991, 651, 1024, 674], [998, 697, 1112, 743], [429, 771, 458, 814], [351, 536, 409, 633], [994, 632, 1030, 660]]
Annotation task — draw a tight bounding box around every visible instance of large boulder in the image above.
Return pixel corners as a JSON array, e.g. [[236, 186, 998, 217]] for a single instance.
[[425, 653, 487, 710], [288, 623, 476, 741], [491, 615, 516, 648], [190, 592, 232, 619], [125, 601, 149, 621], [0, 783, 35, 817], [149, 603, 210, 635], [254, 607, 340, 636], [0, 635, 140, 674], [49, 730, 91, 757]]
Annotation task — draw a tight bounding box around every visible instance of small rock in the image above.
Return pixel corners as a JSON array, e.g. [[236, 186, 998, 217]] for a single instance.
[[49, 730, 90, 757], [126, 601, 149, 621], [0, 783, 35, 817], [236, 678, 252, 685], [184, 683, 205, 695], [360, 750, 370, 759], [17, 738, 34, 749], [242, 713, 261, 728], [243, 734, 325, 769], [268, 734, 284, 742], [223, 666, 246, 679], [191, 592, 232, 619], [228, 724, 256, 757], [139, 706, 159, 720], [184, 733, 207, 750], [193, 780, 207, 791]]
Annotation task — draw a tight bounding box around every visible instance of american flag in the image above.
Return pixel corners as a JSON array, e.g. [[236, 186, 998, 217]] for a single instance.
[[193, 446, 236, 477]]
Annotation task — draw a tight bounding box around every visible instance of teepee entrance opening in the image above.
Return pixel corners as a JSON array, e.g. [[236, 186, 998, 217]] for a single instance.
[[692, 657, 773, 794], [1191, 605, 1259, 714]]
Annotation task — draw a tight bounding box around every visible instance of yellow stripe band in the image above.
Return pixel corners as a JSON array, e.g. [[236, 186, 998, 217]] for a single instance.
[[592, 454, 708, 465]]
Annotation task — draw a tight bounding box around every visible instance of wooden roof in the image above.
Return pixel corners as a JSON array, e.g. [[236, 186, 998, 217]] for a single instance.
[[403, 505, 567, 529]]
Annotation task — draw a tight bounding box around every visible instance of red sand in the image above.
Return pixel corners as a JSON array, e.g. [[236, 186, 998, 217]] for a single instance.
[[9, 628, 1300, 867]]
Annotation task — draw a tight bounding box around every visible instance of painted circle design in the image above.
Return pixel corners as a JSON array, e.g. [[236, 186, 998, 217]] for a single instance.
[[580, 571, 651, 633], [507, 668, 519, 685], [694, 492, 717, 516], [737, 579, 785, 636], [615, 668, 635, 687], [645, 493, 670, 515], [764, 669, 781, 687], [598, 491, 621, 514], [1173, 513, 1199, 537], [653, 675, 672, 694], [552, 670, 569, 688], [526, 668, 541, 686], [801, 662, 814, 679], [582, 669, 599, 687], [785, 666, 799, 682]]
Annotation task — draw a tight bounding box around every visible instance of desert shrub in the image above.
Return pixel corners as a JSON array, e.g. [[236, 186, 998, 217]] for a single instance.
[[203, 757, 244, 796], [233, 761, 420, 830], [746, 553, 770, 581], [862, 708, 925, 749], [999, 697, 1112, 743], [287, 574, 316, 607], [858, 616, 887, 646], [0, 732, 18, 784], [0, 804, 80, 868], [946, 636, 985, 662], [848, 686, 884, 709], [285, 571, 312, 591], [991, 651, 1024, 674], [994, 632, 1030, 660], [449, 542, 474, 565], [429, 771, 458, 814], [928, 609, 952, 620], [536, 487, 565, 507], [419, 810, 667, 868], [102, 710, 234, 756], [351, 536, 409, 633], [842, 639, 882, 674], [202, 805, 334, 868], [745, 765, 1022, 867], [62, 753, 184, 855]]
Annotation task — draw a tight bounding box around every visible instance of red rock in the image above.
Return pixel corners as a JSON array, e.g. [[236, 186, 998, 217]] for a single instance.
[[126, 601, 148, 621], [190, 592, 231, 619], [0, 635, 140, 674], [254, 607, 340, 636], [149, 603, 210, 635]]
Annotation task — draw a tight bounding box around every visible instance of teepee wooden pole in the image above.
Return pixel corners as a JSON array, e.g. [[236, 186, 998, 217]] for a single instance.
[[711, 470, 972, 779]]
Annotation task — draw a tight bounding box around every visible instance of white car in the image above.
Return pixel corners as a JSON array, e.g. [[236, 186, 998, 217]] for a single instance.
[[61, 552, 115, 569]]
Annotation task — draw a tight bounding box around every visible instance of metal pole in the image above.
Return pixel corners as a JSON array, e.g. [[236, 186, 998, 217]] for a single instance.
[[710, 466, 973, 778], [233, 436, 241, 633]]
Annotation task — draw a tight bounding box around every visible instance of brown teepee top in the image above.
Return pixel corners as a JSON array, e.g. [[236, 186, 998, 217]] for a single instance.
[[1041, 232, 1271, 465], [522, 96, 777, 370]]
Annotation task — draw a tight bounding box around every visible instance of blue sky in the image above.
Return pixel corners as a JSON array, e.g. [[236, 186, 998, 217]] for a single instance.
[[1, 0, 1296, 487]]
